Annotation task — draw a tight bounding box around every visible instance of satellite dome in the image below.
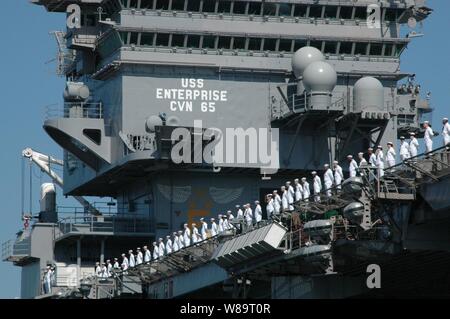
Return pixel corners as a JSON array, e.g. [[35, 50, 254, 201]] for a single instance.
[[291, 46, 325, 78], [303, 61, 337, 92], [353, 76, 384, 112], [145, 115, 163, 133]]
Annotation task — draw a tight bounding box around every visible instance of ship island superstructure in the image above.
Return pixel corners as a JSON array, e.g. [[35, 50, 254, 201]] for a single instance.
[[5, 0, 450, 299]]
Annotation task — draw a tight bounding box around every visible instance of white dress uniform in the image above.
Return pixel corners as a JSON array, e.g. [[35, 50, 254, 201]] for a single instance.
[[281, 190, 289, 211], [400, 141, 411, 161], [334, 165, 344, 189], [254, 204, 262, 223], [349, 160, 358, 178], [359, 158, 368, 168], [152, 245, 159, 260], [294, 182, 303, 201], [177, 234, 184, 249], [273, 194, 281, 214], [129, 253, 135, 268], [165, 238, 173, 254], [244, 207, 253, 226], [324, 169, 334, 197], [369, 153, 377, 167], [183, 228, 191, 246], [107, 263, 112, 277], [410, 137, 419, 157], [287, 185, 295, 210], [121, 257, 129, 270], [113, 261, 120, 269], [218, 218, 224, 233], [386, 147, 396, 167], [172, 236, 179, 252], [201, 221, 208, 240], [313, 175, 322, 202], [95, 265, 102, 277], [443, 122, 450, 146], [424, 126, 434, 153], [210, 221, 218, 236], [376, 151, 385, 177], [192, 226, 201, 243], [266, 198, 274, 219], [302, 181, 310, 201], [158, 241, 165, 257], [237, 208, 244, 219], [136, 251, 143, 265], [144, 249, 151, 262], [101, 265, 108, 278]]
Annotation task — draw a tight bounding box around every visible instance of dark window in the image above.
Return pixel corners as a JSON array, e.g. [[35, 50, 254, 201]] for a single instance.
[[120, 32, 128, 44], [233, 1, 247, 14], [248, 38, 262, 51], [171, 0, 185, 11], [120, 0, 127, 7], [293, 39, 307, 51], [248, 2, 262, 15], [278, 39, 292, 52], [155, 0, 169, 10], [217, 1, 231, 13], [263, 38, 277, 51], [354, 42, 367, 55], [395, 43, 405, 56], [309, 5, 322, 18], [202, 0, 216, 13], [354, 7, 366, 20], [218, 36, 231, 49], [171, 34, 185, 47], [202, 35, 216, 49], [233, 37, 246, 50], [263, 3, 277, 16], [310, 40, 323, 51], [279, 4, 292, 16], [85, 14, 97, 27], [384, 44, 394, 57], [293, 5, 307, 17], [384, 9, 397, 22], [129, 0, 138, 8], [324, 41, 337, 54], [186, 0, 200, 11], [130, 32, 138, 45], [339, 42, 353, 54], [155, 33, 170, 46], [141, 33, 154, 46], [370, 43, 383, 56], [324, 6, 337, 19], [339, 6, 353, 19], [187, 35, 201, 48], [83, 129, 101, 145], [140, 0, 154, 9]]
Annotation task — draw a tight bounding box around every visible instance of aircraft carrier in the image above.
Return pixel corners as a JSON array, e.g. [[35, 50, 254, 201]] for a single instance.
[[4, 0, 450, 299]]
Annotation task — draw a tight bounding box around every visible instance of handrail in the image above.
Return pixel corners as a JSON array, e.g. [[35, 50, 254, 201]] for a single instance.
[[45, 102, 103, 120]]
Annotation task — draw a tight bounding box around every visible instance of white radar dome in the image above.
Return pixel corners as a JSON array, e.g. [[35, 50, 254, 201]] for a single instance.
[[353, 76, 384, 112], [303, 61, 337, 92], [292, 46, 325, 78], [145, 115, 163, 133]]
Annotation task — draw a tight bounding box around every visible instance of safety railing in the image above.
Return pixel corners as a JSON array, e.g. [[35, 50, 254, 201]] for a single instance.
[[2, 235, 32, 262], [45, 102, 103, 120]]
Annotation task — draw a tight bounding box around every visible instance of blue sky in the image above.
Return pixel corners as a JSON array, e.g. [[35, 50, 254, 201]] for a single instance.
[[0, 0, 448, 298]]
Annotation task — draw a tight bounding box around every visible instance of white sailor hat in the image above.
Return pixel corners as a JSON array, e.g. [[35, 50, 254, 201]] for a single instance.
[[294, 178, 299, 182], [443, 118, 449, 121], [227, 210, 232, 214], [200, 217, 204, 221], [128, 249, 133, 253], [191, 222, 196, 226], [311, 171, 317, 175], [255, 200, 259, 204], [387, 142, 394, 146], [136, 247, 141, 250], [400, 136, 405, 140], [377, 145, 383, 149], [286, 181, 291, 185], [166, 235, 170, 238], [301, 177, 307, 181], [159, 237, 163, 241], [424, 121, 429, 124], [358, 152, 364, 156], [324, 164, 329, 168], [410, 132, 416, 136], [333, 160, 339, 164], [235, 204, 240, 208], [347, 155, 353, 159], [368, 147, 373, 151], [273, 190, 278, 193], [210, 217, 215, 221], [178, 230, 183, 234], [218, 214, 222, 217], [121, 253, 126, 256]]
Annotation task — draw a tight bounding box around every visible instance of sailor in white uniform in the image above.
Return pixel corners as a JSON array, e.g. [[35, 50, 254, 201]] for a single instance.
[[386, 142, 396, 167], [294, 178, 303, 201], [286, 181, 295, 211], [442, 118, 450, 146], [424, 121, 434, 153], [165, 235, 173, 254], [312, 171, 322, 202], [121, 254, 129, 271], [218, 214, 224, 233], [158, 238, 165, 257], [409, 132, 419, 158], [135, 247, 143, 266], [152, 242, 159, 260], [236, 205, 244, 219], [347, 155, 358, 178], [200, 217, 208, 240], [143, 246, 151, 263], [172, 233, 179, 252], [254, 200, 262, 224], [244, 203, 253, 227], [95, 262, 102, 277], [358, 152, 368, 168], [113, 258, 120, 270], [368, 148, 377, 168], [266, 194, 274, 219], [399, 136, 410, 161], [301, 177, 310, 202], [101, 262, 108, 278], [177, 230, 184, 250], [210, 217, 218, 237], [333, 161, 344, 191], [273, 190, 281, 215], [323, 165, 334, 197], [376, 146, 385, 178], [183, 223, 191, 246], [192, 223, 201, 244], [281, 186, 289, 211], [128, 250, 135, 268], [106, 260, 113, 277]]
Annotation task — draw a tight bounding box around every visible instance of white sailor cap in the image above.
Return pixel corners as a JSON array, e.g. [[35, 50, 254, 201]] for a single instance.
[[410, 132, 416, 136], [387, 142, 394, 146], [128, 249, 133, 253], [294, 178, 299, 182], [136, 247, 141, 250], [255, 200, 260, 204], [121, 253, 126, 256], [235, 204, 240, 208], [143, 246, 148, 249], [218, 214, 222, 217], [333, 160, 339, 164], [424, 121, 429, 124], [443, 118, 449, 121], [368, 147, 374, 151], [358, 152, 364, 156], [377, 145, 383, 149], [324, 164, 330, 168], [400, 136, 405, 140], [311, 171, 317, 175], [301, 177, 307, 181], [191, 222, 196, 226], [166, 235, 170, 238], [200, 217, 204, 221], [210, 217, 215, 221], [178, 230, 183, 234], [267, 194, 273, 197], [227, 210, 232, 214], [286, 181, 291, 185], [347, 155, 353, 159], [159, 237, 163, 241], [172, 232, 177, 236], [273, 190, 278, 193], [153, 242, 157, 245], [184, 223, 188, 226]]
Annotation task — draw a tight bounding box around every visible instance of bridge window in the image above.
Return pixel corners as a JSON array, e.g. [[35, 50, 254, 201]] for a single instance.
[[232, 37, 246, 50], [308, 5, 323, 18], [279, 4, 292, 17], [278, 39, 292, 52], [155, 33, 170, 46], [171, 0, 185, 11], [141, 33, 155, 46], [324, 6, 337, 19], [293, 4, 307, 17], [354, 42, 368, 55], [202, 35, 216, 49], [140, 0, 154, 9], [233, 1, 247, 14], [218, 36, 231, 49], [293, 39, 307, 51], [384, 43, 394, 57], [248, 37, 262, 51], [187, 34, 201, 48], [263, 3, 277, 16], [395, 43, 406, 56], [130, 32, 138, 45], [354, 7, 366, 20], [263, 38, 277, 51], [339, 42, 353, 55], [324, 41, 337, 54], [171, 34, 185, 47], [217, 1, 231, 13], [369, 43, 383, 56], [187, 0, 201, 12], [310, 40, 323, 51], [129, 0, 138, 8], [384, 8, 398, 22], [155, 0, 169, 10], [339, 6, 353, 19], [248, 2, 262, 15], [202, 0, 216, 13]]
